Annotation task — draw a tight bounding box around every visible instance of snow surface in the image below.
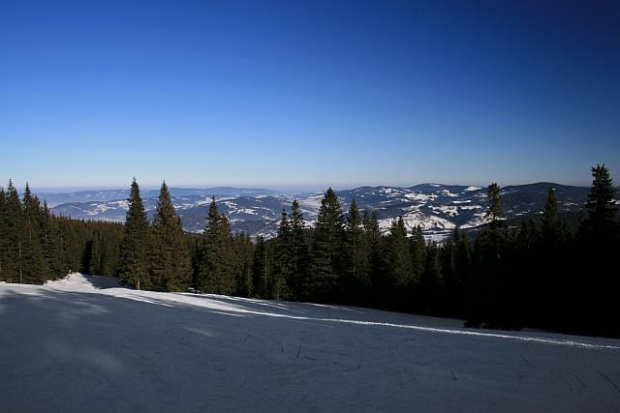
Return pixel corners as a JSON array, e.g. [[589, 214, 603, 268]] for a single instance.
[[1, 274, 620, 413]]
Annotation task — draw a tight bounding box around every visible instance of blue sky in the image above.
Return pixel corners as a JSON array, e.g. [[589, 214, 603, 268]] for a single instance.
[[1, 0, 619, 191]]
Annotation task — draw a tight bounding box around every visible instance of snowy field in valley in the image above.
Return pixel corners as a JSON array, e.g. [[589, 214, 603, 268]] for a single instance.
[[1, 274, 619, 413]]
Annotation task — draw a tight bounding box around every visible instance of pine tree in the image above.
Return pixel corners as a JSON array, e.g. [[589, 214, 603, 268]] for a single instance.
[[233, 232, 255, 298], [442, 228, 472, 317], [410, 225, 426, 280], [150, 181, 191, 291], [252, 236, 271, 298], [580, 164, 618, 239], [383, 217, 414, 303], [363, 209, 382, 306], [469, 182, 509, 327], [342, 199, 370, 304], [540, 187, 560, 242], [308, 188, 344, 302], [119, 178, 151, 290], [577, 165, 619, 336], [0, 186, 7, 281], [40, 201, 64, 279], [289, 199, 309, 300], [198, 197, 236, 294], [485, 182, 504, 229], [418, 242, 443, 313], [3, 181, 23, 282], [273, 209, 292, 299], [58, 217, 81, 274], [21, 184, 50, 283]]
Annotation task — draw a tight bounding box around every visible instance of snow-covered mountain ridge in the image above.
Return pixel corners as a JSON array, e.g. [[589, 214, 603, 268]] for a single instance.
[[45, 183, 597, 239]]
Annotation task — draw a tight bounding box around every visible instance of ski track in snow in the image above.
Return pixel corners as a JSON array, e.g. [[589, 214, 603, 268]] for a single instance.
[[1, 273, 619, 413]]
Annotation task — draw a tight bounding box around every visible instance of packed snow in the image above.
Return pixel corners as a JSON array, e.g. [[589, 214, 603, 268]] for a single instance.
[[1, 274, 619, 412]]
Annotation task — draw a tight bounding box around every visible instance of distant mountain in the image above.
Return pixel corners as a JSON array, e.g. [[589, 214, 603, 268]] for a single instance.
[[45, 183, 598, 240], [37, 187, 280, 208]]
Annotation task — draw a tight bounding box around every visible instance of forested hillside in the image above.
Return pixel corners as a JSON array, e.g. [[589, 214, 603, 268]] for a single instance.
[[2, 165, 618, 337]]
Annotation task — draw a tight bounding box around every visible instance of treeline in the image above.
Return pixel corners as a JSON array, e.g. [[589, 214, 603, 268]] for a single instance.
[[0, 181, 124, 283], [2, 165, 618, 337]]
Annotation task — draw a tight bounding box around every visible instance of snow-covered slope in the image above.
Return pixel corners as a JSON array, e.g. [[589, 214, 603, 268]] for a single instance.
[[1, 274, 619, 412]]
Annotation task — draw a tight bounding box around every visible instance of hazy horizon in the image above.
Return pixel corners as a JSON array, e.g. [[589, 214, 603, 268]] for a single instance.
[[20, 178, 600, 196]]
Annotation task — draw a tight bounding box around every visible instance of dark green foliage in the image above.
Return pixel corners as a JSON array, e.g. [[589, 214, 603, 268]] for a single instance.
[[416, 242, 442, 313], [197, 197, 236, 295], [485, 182, 504, 229], [40, 202, 64, 279], [119, 178, 151, 290], [0, 187, 6, 280], [1, 181, 23, 282], [252, 236, 277, 299], [288, 200, 310, 300], [410, 226, 426, 280], [363, 209, 382, 306], [341, 199, 371, 304], [21, 184, 51, 283], [541, 187, 559, 241], [233, 232, 255, 298], [540, 187, 573, 246], [575, 165, 619, 336], [150, 182, 191, 291], [441, 228, 472, 316], [384, 217, 414, 287], [308, 188, 344, 302], [1, 179, 124, 284], [580, 164, 618, 238], [273, 209, 292, 299]]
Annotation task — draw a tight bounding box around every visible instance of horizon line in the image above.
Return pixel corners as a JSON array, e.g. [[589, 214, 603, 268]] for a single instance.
[[20, 180, 597, 194]]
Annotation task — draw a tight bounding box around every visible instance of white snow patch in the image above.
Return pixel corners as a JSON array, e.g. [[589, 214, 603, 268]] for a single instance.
[[230, 208, 259, 215], [379, 213, 456, 232], [441, 190, 459, 198], [404, 192, 432, 202], [429, 205, 459, 217]]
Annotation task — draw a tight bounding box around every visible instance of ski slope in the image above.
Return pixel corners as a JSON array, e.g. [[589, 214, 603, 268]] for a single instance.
[[1, 274, 619, 412]]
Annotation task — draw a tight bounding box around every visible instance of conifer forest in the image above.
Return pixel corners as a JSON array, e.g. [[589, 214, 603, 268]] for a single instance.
[[1, 165, 618, 338]]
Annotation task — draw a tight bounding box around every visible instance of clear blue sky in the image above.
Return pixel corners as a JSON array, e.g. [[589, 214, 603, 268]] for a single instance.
[[1, 0, 619, 191]]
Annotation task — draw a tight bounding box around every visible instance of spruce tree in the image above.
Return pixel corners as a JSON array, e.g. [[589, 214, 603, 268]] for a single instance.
[[410, 225, 426, 280], [580, 164, 618, 238], [384, 217, 414, 289], [577, 165, 619, 336], [540, 187, 561, 244], [150, 181, 191, 291], [252, 236, 271, 298], [3, 181, 23, 282], [485, 182, 504, 229], [342, 199, 370, 304], [119, 178, 151, 290], [21, 184, 50, 283], [198, 197, 236, 294], [418, 242, 443, 313], [289, 199, 309, 300], [308, 188, 344, 302], [40, 201, 64, 279], [273, 209, 292, 299], [233, 232, 255, 298], [469, 182, 508, 327], [363, 209, 382, 306], [0, 186, 7, 281]]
